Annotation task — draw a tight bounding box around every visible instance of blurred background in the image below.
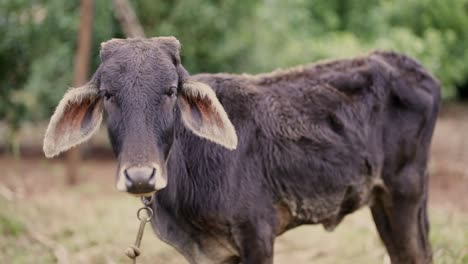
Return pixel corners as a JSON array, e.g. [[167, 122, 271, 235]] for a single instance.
[[0, 0, 467, 263]]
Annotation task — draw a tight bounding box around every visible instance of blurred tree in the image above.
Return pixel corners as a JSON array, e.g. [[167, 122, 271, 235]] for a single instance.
[[20, 0, 117, 121], [375, 0, 468, 98], [0, 0, 467, 147], [112, 0, 145, 38], [133, 0, 258, 73], [0, 0, 116, 155], [0, 0, 41, 156], [66, 0, 95, 185]]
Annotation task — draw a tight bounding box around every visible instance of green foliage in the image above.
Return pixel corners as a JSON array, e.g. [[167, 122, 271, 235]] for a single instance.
[[0, 0, 117, 123], [135, 0, 257, 73], [368, 0, 468, 98], [240, 0, 468, 99], [0, 210, 25, 237], [0, 0, 467, 130], [133, 0, 468, 98], [0, 0, 33, 129]]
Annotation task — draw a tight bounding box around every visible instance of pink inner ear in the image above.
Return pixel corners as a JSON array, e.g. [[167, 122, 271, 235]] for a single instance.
[[193, 97, 224, 128], [55, 97, 95, 141]]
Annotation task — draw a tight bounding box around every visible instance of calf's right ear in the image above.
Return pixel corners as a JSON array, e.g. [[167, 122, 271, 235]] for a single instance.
[[43, 84, 103, 158]]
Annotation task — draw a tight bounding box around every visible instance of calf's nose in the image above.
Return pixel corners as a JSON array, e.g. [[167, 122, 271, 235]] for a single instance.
[[124, 166, 156, 194]]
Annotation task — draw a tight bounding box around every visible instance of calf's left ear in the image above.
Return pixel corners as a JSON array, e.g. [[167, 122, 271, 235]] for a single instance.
[[178, 81, 238, 150], [43, 84, 103, 158]]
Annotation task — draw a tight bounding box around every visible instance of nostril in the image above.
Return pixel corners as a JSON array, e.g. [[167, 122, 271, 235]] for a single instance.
[[148, 168, 156, 185], [122, 166, 158, 193], [124, 169, 133, 188]]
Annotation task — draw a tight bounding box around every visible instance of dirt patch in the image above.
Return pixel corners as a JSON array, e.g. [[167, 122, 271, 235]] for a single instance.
[[0, 158, 116, 200], [429, 103, 468, 211]]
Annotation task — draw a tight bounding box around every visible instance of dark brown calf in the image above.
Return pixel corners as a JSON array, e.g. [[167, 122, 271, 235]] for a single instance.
[[44, 37, 439, 264]]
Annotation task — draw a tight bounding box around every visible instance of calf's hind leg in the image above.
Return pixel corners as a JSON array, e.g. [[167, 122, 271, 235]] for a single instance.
[[371, 166, 432, 264]]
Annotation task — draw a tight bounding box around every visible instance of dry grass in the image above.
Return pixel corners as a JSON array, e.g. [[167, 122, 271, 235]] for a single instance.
[[0, 161, 467, 264]]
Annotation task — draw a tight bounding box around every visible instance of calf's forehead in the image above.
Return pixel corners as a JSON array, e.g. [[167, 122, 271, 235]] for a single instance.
[[101, 49, 177, 89], [102, 39, 167, 58], [106, 42, 173, 68]]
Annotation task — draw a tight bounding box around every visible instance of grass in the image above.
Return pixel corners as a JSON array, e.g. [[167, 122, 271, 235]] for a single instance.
[[0, 182, 467, 264], [0, 212, 25, 237]]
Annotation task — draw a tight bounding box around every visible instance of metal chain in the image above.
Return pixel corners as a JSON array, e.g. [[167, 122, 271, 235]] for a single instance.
[[141, 196, 153, 207], [125, 196, 154, 264]]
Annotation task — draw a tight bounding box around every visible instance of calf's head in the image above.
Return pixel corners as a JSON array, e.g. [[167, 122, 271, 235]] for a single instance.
[[43, 37, 237, 195]]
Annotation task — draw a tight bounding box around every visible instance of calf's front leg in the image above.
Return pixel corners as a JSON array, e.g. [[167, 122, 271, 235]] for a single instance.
[[232, 219, 275, 264]]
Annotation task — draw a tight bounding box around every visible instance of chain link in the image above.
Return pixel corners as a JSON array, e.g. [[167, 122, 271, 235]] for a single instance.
[[125, 196, 154, 264]]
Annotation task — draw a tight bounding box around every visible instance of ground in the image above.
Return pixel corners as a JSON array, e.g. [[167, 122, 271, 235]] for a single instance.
[[0, 103, 467, 264]]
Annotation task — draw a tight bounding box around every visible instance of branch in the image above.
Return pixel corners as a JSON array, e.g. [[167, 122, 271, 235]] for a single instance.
[[27, 227, 70, 264], [112, 0, 146, 38], [0, 184, 15, 201]]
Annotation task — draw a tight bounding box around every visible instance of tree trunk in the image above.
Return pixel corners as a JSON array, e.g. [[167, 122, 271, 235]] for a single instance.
[[112, 0, 146, 38], [7, 126, 20, 160], [66, 0, 94, 185]]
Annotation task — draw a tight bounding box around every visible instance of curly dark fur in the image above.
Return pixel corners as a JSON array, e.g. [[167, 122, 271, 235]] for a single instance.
[[151, 50, 440, 264]]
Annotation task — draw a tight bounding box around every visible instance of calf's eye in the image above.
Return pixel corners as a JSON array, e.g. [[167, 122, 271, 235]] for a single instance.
[[166, 86, 177, 98], [100, 90, 113, 100], [104, 92, 112, 100]]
